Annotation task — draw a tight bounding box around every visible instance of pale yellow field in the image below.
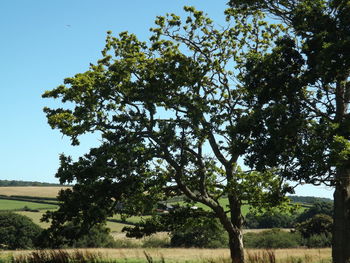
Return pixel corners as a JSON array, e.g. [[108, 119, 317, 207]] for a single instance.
[[1, 248, 331, 262], [0, 186, 71, 198]]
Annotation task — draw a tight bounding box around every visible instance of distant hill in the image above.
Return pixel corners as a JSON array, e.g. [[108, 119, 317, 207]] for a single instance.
[[288, 195, 333, 204], [0, 180, 60, 187]]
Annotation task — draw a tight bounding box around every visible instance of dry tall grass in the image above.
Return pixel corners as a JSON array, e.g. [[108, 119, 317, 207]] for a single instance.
[[1, 248, 331, 263]]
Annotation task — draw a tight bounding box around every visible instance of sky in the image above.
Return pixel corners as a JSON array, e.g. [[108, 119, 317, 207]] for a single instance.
[[0, 1, 334, 199]]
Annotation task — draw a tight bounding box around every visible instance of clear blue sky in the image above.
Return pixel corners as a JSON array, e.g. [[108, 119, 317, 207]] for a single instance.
[[0, 1, 333, 199]]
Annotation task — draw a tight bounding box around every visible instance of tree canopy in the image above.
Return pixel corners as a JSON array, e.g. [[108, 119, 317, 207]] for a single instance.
[[227, 1, 350, 262], [43, 6, 293, 263]]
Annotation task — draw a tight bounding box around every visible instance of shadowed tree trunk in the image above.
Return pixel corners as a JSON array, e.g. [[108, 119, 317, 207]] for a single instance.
[[333, 166, 350, 263]]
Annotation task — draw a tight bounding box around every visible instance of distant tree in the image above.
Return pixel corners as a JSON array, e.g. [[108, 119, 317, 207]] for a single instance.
[[297, 214, 333, 238], [245, 210, 295, 229], [0, 180, 60, 187], [42, 6, 293, 263], [0, 212, 42, 249], [288, 196, 333, 205], [296, 202, 333, 223]]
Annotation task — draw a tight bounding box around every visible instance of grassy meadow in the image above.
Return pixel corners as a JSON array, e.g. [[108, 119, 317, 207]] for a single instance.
[[0, 199, 57, 211]]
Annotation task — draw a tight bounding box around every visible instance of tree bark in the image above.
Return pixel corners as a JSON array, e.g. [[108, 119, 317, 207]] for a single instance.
[[211, 201, 245, 263], [229, 229, 245, 263], [333, 166, 350, 263]]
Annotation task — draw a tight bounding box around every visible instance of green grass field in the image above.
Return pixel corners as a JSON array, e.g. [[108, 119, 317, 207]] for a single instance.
[[16, 211, 51, 228], [13, 210, 131, 232], [0, 199, 57, 211], [0, 187, 308, 235], [168, 199, 251, 216]]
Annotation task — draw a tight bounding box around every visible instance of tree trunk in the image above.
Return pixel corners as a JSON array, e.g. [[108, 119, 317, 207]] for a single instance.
[[332, 166, 350, 263], [228, 195, 245, 263], [212, 201, 245, 263], [229, 229, 245, 263]]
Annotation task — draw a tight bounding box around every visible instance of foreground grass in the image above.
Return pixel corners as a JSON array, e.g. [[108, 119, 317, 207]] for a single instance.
[[0, 248, 331, 263]]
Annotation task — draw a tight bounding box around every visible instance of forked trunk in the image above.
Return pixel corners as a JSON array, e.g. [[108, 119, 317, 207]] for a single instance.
[[332, 166, 350, 263]]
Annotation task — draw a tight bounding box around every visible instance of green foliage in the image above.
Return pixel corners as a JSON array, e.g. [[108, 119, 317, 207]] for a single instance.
[[42, 5, 295, 261], [228, 0, 350, 185], [124, 207, 228, 248], [296, 214, 333, 239], [245, 210, 295, 229], [170, 215, 228, 248], [296, 202, 333, 223], [303, 233, 332, 248], [38, 222, 116, 248], [244, 229, 302, 249], [0, 212, 42, 249]]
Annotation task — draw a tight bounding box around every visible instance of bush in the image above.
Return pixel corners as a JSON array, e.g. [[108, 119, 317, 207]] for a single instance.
[[38, 223, 116, 248], [142, 235, 170, 248], [0, 212, 42, 249], [303, 233, 332, 248], [296, 214, 333, 238], [124, 206, 228, 248], [244, 229, 302, 249], [71, 224, 116, 248], [170, 215, 228, 248]]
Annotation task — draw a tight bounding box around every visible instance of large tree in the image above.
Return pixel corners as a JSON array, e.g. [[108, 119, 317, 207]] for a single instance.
[[43, 7, 291, 263], [227, 1, 350, 262]]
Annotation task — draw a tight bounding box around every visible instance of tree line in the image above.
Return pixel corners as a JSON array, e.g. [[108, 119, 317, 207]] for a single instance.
[[0, 180, 60, 187]]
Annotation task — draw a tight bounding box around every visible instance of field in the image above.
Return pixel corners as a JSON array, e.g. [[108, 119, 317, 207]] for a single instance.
[[0, 248, 331, 263], [0, 199, 57, 211], [0, 186, 334, 263], [0, 186, 70, 198]]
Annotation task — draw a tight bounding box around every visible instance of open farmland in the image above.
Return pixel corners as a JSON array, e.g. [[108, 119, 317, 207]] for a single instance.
[[0, 186, 70, 198], [0, 199, 57, 211]]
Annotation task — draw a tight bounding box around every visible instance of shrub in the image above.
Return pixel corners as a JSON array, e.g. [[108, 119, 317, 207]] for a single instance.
[[303, 233, 332, 248], [244, 229, 302, 249], [142, 235, 170, 248], [170, 215, 228, 248], [0, 212, 42, 249], [38, 223, 116, 248], [71, 224, 117, 248], [296, 214, 333, 238], [124, 206, 228, 248]]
